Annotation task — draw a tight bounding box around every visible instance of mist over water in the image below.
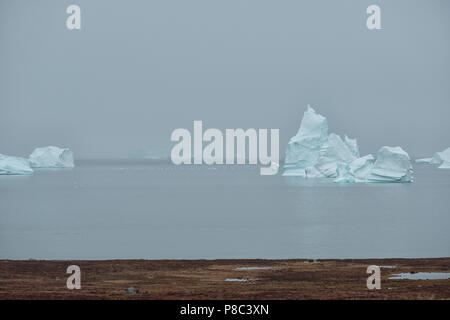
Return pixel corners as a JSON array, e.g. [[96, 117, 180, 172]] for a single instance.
[[1, 162, 449, 260]]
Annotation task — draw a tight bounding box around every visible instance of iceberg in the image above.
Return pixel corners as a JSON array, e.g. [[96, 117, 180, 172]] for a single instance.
[[283, 106, 360, 178], [367, 146, 413, 182], [432, 147, 450, 169], [283, 106, 413, 183], [29, 146, 74, 168], [335, 146, 413, 183], [315, 133, 358, 178], [0, 154, 33, 175], [431, 148, 450, 164], [415, 147, 450, 169], [439, 162, 450, 169], [283, 105, 328, 176], [335, 154, 375, 183]]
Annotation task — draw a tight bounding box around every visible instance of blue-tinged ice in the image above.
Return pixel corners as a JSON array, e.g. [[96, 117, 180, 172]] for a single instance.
[[315, 133, 358, 178], [0, 154, 33, 175], [283, 105, 328, 176], [432, 147, 450, 169], [439, 162, 450, 169], [415, 158, 432, 164], [335, 154, 374, 183], [415, 147, 450, 169], [305, 166, 323, 178], [29, 146, 74, 168], [335, 147, 413, 183], [344, 135, 359, 158], [283, 106, 413, 183], [367, 146, 413, 182], [283, 105, 359, 178]]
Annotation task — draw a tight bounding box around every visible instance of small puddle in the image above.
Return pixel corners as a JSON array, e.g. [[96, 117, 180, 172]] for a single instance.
[[225, 278, 259, 282], [303, 259, 318, 263], [233, 267, 272, 271], [389, 272, 450, 280], [380, 265, 396, 269]]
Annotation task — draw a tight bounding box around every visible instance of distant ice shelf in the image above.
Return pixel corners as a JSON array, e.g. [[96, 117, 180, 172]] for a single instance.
[[283, 106, 413, 183]]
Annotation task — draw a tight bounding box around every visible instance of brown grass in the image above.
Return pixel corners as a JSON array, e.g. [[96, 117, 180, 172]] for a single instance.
[[0, 258, 449, 299]]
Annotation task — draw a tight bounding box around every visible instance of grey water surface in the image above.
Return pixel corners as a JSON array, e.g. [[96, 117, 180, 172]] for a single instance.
[[0, 161, 449, 260]]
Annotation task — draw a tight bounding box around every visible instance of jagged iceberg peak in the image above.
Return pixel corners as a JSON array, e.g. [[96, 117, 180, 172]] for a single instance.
[[0, 154, 33, 175], [283, 105, 328, 177], [295, 105, 329, 141], [29, 146, 74, 168], [368, 146, 413, 182], [415, 147, 450, 169]]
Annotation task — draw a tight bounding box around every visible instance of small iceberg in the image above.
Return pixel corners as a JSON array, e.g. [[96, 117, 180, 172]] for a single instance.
[[283, 106, 413, 183], [29, 146, 74, 168], [415, 147, 450, 169], [0, 154, 33, 175], [415, 158, 433, 164]]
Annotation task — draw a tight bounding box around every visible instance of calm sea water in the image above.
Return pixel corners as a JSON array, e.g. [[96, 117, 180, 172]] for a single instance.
[[0, 161, 449, 260]]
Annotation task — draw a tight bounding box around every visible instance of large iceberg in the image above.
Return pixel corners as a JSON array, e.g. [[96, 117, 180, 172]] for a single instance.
[[29, 146, 74, 168], [415, 147, 450, 169], [283, 106, 413, 183], [0, 154, 33, 175]]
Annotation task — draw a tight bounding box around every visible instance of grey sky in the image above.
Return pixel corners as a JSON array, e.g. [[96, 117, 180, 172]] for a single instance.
[[1, 0, 449, 159]]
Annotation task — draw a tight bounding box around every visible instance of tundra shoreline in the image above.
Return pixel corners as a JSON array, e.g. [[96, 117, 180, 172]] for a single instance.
[[0, 258, 449, 299]]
